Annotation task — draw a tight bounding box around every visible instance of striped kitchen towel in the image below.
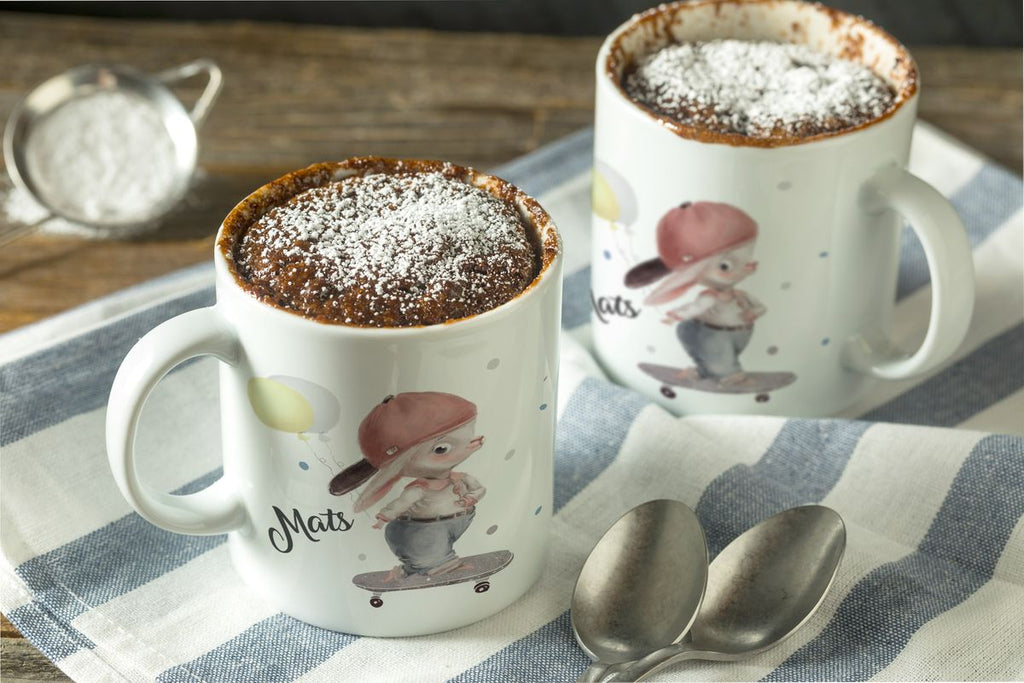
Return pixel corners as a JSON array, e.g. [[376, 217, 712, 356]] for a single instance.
[[1, 122, 1022, 682]]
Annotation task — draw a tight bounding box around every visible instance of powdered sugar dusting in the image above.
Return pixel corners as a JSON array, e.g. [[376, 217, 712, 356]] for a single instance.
[[232, 171, 539, 327], [24, 90, 178, 223], [624, 40, 896, 139]]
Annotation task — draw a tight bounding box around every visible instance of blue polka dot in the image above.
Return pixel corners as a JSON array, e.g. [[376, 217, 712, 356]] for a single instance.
[[821, 337, 831, 346], [534, 506, 543, 516], [539, 403, 548, 411], [603, 250, 612, 260], [819, 251, 829, 258], [299, 461, 310, 470]]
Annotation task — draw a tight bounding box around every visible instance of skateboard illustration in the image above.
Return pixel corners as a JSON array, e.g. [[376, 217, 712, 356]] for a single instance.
[[353, 549, 513, 607], [639, 363, 796, 400]]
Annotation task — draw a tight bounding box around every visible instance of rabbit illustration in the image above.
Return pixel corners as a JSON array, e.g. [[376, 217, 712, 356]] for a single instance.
[[330, 392, 486, 579], [626, 201, 766, 385]]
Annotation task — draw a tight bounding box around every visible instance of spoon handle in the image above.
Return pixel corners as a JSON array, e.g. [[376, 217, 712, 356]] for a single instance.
[[577, 662, 612, 683], [600, 644, 705, 682]]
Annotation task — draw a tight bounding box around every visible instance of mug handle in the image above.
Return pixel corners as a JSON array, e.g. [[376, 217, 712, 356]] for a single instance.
[[843, 165, 974, 379], [155, 59, 224, 129], [106, 306, 247, 535]]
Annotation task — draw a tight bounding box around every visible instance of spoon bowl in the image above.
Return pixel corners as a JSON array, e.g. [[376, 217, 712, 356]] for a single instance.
[[695, 504, 846, 657], [571, 499, 708, 681]]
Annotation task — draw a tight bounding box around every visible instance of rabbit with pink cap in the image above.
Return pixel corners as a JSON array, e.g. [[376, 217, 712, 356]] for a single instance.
[[330, 391, 487, 580], [626, 201, 768, 386]]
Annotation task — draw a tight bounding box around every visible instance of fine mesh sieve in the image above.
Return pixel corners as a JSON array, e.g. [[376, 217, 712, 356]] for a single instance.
[[2, 59, 222, 244]]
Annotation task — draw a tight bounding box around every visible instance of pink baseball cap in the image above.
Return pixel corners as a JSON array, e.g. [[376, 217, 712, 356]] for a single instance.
[[656, 202, 758, 268], [358, 392, 477, 469], [344, 391, 478, 512]]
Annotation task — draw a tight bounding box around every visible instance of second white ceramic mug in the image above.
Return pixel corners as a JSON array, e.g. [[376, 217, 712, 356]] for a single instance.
[[590, 0, 974, 416]]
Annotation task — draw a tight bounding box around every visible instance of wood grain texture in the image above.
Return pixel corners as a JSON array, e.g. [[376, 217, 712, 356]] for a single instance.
[[0, 11, 1020, 681], [2, 615, 67, 681]]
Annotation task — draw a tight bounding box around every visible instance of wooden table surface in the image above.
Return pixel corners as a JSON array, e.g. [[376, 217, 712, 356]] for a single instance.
[[0, 11, 1020, 681]]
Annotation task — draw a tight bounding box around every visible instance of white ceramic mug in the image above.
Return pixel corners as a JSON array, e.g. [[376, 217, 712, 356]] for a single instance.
[[106, 160, 562, 636], [590, 0, 974, 417]]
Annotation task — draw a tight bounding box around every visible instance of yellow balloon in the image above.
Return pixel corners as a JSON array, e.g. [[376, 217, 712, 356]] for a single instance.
[[592, 169, 620, 223], [247, 377, 315, 433]]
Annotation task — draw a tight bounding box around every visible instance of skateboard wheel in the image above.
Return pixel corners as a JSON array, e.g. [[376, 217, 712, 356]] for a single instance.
[[474, 581, 490, 594], [370, 596, 384, 608], [660, 386, 676, 399], [755, 393, 770, 403]]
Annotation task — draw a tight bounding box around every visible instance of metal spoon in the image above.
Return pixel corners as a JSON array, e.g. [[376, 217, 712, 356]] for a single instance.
[[601, 504, 846, 682], [571, 499, 708, 683]]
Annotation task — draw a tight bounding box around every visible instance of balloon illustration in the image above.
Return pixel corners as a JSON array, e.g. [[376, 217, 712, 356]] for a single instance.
[[593, 160, 638, 227], [593, 160, 639, 263], [592, 169, 621, 223], [247, 377, 314, 433], [247, 375, 340, 435]]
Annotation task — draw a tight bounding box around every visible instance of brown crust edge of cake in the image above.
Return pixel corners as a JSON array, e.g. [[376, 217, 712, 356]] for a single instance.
[[216, 157, 561, 328], [604, 0, 920, 148]]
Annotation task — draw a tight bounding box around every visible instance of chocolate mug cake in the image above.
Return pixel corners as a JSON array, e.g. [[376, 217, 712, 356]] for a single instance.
[[220, 158, 551, 327], [622, 39, 898, 140]]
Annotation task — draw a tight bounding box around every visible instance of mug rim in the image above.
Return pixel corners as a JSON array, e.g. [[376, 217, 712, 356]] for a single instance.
[[214, 157, 562, 337], [598, 0, 920, 149]]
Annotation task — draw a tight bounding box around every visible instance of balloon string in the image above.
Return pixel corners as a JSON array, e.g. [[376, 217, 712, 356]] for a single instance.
[[323, 438, 345, 469], [623, 224, 638, 264], [305, 434, 372, 525], [611, 220, 638, 265], [302, 438, 334, 474]]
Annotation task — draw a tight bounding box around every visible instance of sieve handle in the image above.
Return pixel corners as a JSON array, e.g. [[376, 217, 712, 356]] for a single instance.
[[0, 214, 51, 247], [155, 59, 223, 129]]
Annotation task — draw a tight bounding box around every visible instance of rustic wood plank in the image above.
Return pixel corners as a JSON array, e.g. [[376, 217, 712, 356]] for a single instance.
[[1, 616, 67, 681], [913, 47, 1023, 169], [0, 12, 1020, 680], [0, 13, 600, 171]]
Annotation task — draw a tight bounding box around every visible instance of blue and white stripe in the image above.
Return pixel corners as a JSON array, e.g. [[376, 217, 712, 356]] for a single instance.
[[1, 122, 1021, 681]]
